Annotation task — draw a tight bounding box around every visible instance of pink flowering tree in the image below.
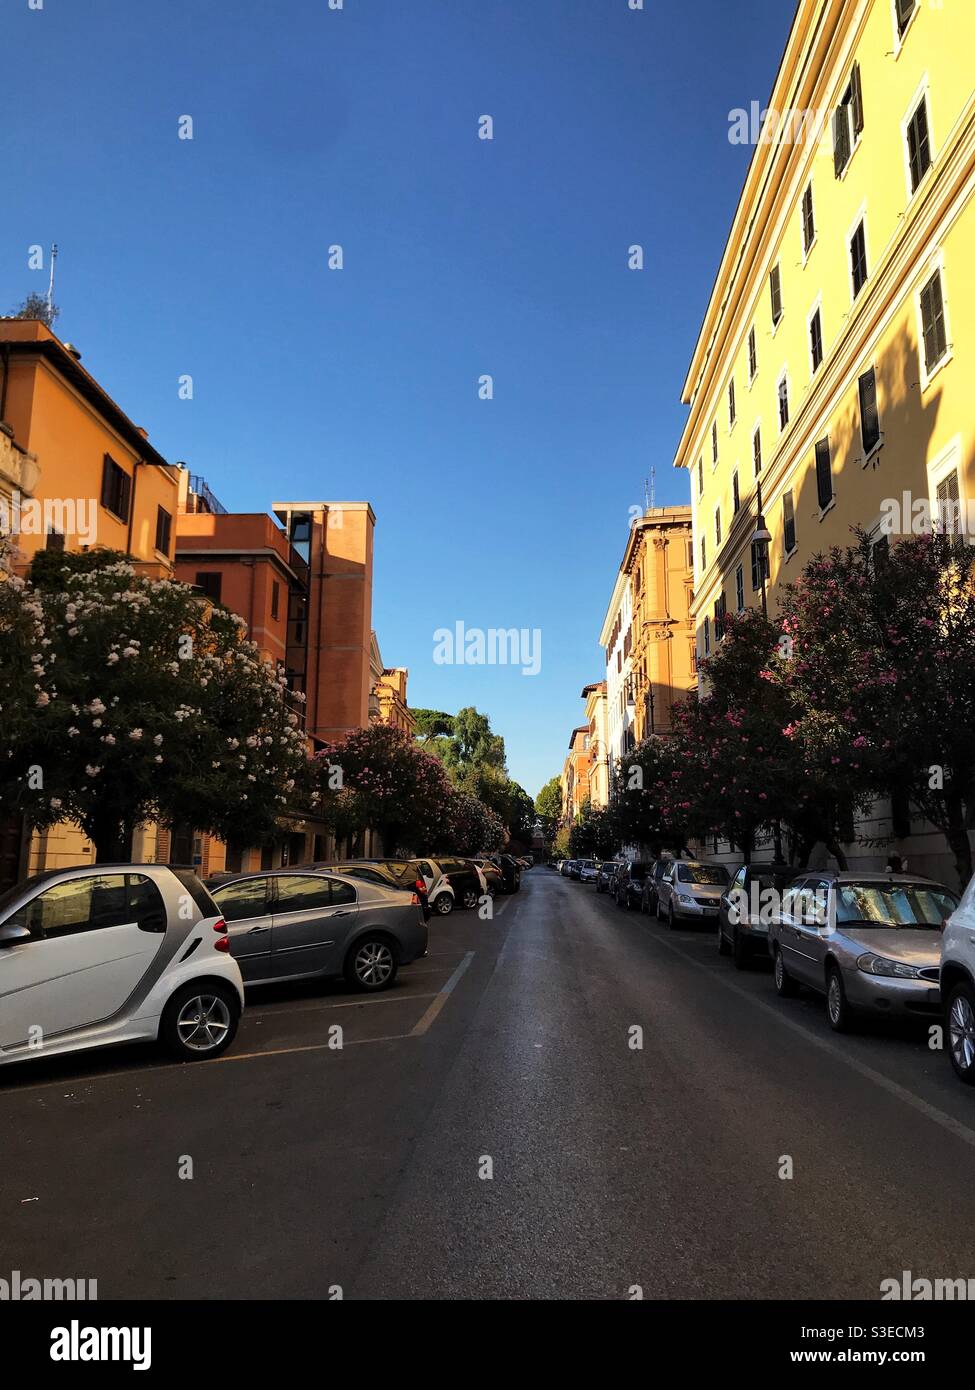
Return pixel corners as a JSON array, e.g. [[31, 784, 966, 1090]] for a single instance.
[[0, 549, 311, 861], [772, 532, 975, 886]]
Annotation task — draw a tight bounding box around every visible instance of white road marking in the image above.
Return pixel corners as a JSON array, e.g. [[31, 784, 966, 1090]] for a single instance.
[[410, 952, 476, 1036]]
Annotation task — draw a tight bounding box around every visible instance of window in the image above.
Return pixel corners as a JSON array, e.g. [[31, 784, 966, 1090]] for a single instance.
[[195, 572, 222, 603], [271, 580, 281, 621], [728, 378, 736, 428], [100, 455, 131, 522], [833, 63, 863, 178], [753, 425, 763, 476], [712, 422, 719, 465], [858, 368, 881, 457], [155, 506, 172, 556], [713, 592, 727, 637], [748, 327, 758, 381], [801, 183, 815, 255], [777, 373, 790, 431], [783, 491, 797, 555], [895, 0, 917, 38], [732, 470, 740, 515], [735, 563, 745, 612], [906, 94, 931, 193], [919, 268, 948, 376], [215, 878, 270, 922], [809, 306, 824, 373], [274, 874, 343, 913], [686, 540, 694, 569], [12, 873, 164, 940], [769, 264, 783, 328], [700, 536, 707, 571], [815, 436, 834, 511], [697, 458, 704, 496], [703, 616, 711, 657], [715, 507, 722, 547], [750, 540, 769, 592], [936, 468, 961, 537], [850, 219, 868, 298]]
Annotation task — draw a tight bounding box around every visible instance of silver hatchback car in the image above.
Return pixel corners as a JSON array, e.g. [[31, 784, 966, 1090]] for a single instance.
[[211, 869, 427, 992], [770, 872, 958, 1031]]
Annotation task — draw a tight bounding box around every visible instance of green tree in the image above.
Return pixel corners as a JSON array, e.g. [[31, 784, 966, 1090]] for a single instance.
[[6, 291, 59, 328]]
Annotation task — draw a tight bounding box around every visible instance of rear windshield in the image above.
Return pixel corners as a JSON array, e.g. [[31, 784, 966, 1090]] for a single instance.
[[171, 868, 220, 917], [677, 864, 729, 885], [836, 882, 958, 929]]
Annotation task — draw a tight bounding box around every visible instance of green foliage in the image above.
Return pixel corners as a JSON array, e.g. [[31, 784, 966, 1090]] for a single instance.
[[6, 292, 58, 328]]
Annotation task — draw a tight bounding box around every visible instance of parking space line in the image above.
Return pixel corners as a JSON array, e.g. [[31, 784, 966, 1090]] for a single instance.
[[410, 951, 475, 1036], [247, 992, 438, 1020]]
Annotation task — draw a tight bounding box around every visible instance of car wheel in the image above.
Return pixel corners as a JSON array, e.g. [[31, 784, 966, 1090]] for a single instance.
[[947, 982, 975, 1085], [732, 928, 750, 970], [773, 946, 799, 998], [718, 922, 731, 956], [345, 936, 398, 992], [161, 982, 240, 1061], [432, 893, 453, 916], [461, 888, 478, 909], [826, 965, 852, 1033]]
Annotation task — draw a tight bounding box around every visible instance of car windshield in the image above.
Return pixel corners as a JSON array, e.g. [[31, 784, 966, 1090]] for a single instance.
[[677, 864, 729, 885], [835, 882, 959, 929]]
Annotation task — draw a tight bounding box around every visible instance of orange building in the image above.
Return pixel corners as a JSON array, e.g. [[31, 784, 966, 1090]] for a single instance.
[[561, 726, 593, 825], [0, 319, 179, 574]]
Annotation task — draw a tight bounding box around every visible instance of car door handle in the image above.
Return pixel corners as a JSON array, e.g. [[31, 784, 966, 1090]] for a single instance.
[[332, 909, 353, 918], [247, 925, 270, 934]]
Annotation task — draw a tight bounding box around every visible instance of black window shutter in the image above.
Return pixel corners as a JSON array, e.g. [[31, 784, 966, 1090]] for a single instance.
[[770, 265, 782, 323], [851, 63, 864, 135], [815, 437, 833, 510], [833, 107, 849, 177], [101, 455, 113, 509], [859, 369, 880, 455], [921, 273, 947, 371], [118, 467, 132, 521]]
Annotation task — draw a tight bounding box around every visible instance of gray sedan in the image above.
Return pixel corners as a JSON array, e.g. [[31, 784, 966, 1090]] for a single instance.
[[770, 872, 958, 1031], [211, 869, 427, 992]]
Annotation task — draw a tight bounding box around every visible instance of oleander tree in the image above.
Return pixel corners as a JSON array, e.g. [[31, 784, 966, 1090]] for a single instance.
[[615, 736, 691, 855], [0, 548, 310, 861]]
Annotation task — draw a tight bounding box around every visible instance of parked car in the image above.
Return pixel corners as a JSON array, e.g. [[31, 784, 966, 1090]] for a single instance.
[[0, 864, 244, 1067], [578, 860, 599, 884], [640, 857, 674, 915], [212, 868, 427, 992], [559, 859, 573, 877], [472, 858, 504, 896], [494, 854, 522, 893], [296, 859, 431, 920], [941, 873, 975, 1084], [614, 861, 651, 910], [770, 872, 958, 1032], [596, 861, 621, 894], [717, 861, 796, 967], [656, 860, 730, 927], [568, 860, 583, 880], [427, 857, 486, 910]]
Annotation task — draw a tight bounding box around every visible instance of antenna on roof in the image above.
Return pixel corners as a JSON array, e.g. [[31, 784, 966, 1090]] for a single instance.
[[647, 464, 656, 512], [46, 244, 58, 320]]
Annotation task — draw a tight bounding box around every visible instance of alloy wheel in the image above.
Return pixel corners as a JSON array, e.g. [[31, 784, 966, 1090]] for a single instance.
[[950, 993, 975, 1075], [354, 940, 394, 988], [176, 994, 232, 1053]]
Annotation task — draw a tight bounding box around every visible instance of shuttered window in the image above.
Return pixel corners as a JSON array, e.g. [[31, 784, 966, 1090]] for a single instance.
[[936, 469, 961, 536], [809, 307, 824, 373], [698, 458, 704, 496], [728, 378, 736, 428], [858, 368, 881, 457], [801, 184, 815, 254], [748, 328, 757, 380], [850, 220, 868, 298], [783, 491, 797, 555], [778, 374, 790, 431], [907, 96, 931, 193], [753, 426, 763, 476], [735, 564, 745, 613], [100, 455, 132, 522], [833, 64, 863, 178], [920, 269, 948, 374], [750, 541, 768, 592], [895, 0, 917, 39], [715, 507, 722, 547], [154, 506, 172, 555], [815, 437, 833, 511], [712, 422, 719, 464], [769, 265, 783, 327], [732, 470, 740, 515]]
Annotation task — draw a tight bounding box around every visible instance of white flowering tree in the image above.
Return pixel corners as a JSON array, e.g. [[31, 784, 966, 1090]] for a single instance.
[[0, 548, 311, 862]]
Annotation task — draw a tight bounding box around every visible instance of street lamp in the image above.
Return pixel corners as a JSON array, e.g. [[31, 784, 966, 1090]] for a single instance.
[[751, 479, 772, 619]]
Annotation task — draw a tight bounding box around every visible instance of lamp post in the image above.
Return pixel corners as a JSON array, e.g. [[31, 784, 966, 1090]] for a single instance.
[[751, 479, 772, 619]]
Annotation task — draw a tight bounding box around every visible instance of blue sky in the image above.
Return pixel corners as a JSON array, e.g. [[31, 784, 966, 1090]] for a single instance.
[[4, 0, 794, 798]]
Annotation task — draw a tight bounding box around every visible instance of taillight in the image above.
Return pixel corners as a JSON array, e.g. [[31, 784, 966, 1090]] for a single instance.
[[215, 936, 231, 952], [212, 918, 228, 934], [415, 879, 425, 894]]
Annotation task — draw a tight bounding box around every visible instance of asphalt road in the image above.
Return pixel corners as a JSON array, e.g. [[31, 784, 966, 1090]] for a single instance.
[[3, 868, 975, 1300]]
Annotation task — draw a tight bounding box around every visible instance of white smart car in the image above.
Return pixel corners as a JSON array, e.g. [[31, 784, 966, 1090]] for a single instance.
[[0, 864, 244, 1069]]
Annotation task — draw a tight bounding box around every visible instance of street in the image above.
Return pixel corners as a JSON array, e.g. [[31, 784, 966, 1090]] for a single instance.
[[3, 868, 975, 1301]]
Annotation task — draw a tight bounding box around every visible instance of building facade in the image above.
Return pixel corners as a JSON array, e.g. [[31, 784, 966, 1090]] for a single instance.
[[561, 726, 592, 825], [674, 0, 975, 879], [599, 568, 635, 782], [582, 682, 610, 809]]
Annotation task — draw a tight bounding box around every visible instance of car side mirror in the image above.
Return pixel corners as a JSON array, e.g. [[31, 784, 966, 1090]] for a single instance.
[[0, 923, 31, 946]]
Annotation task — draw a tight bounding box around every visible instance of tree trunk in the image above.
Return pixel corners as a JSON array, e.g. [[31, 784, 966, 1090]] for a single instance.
[[89, 817, 132, 864], [942, 797, 974, 891], [826, 837, 848, 871]]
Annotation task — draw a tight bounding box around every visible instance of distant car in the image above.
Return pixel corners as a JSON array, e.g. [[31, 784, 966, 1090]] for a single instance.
[[717, 861, 796, 967], [568, 860, 582, 881], [425, 857, 486, 911], [941, 874, 975, 1084], [614, 861, 651, 910], [0, 864, 244, 1067], [489, 854, 521, 893], [640, 857, 674, 915], [296, 859, 432, 921], [578, 860, 599, 884], [656, 860, 730, 927], [596, 861, 621, 894], [559, 860, 572, 877], [770, 872, 957, 1032], [212, 868, 427, 992]]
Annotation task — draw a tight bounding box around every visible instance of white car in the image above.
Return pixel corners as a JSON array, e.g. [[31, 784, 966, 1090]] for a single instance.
[[941, 873, 975, 1084], [0, 864, 244, 1069]]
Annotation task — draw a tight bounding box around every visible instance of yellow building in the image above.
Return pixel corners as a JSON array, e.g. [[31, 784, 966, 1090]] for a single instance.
[[674, 0, 974, 878], [621, 507, 696, 740], [369, 632, 416, 735], [676, 0, 974, 650]]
